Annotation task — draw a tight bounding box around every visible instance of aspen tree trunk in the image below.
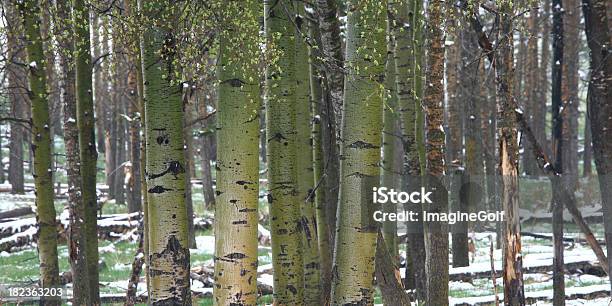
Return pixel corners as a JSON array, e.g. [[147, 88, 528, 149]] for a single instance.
[[552, 0, 566, 302], [5, 0, 26, 194], [582, 0, 612, 286], [315, 0, 342, 250], [17, 1, 60, 303], [295, 5, 321, 304], [381, 15, 399, 261], [56, 0, 91, 303], [212, 1, 261, 305], [423, 0, 449, 304], [182, 91, 196, 249], [141, 1, 191, 304], [330, 0, 386, 304], [73, 0, 101, 302], [265, 1, 304, 303], [389, 0, 419, 290], [497, 2, 525, 304], [307, 9, 333, 302]]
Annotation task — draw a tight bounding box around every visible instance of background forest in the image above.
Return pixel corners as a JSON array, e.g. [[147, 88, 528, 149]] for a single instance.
[[0, 0, 610, 305]]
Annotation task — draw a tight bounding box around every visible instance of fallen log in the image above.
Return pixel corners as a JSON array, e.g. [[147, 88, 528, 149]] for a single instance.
[[447, 260, 606, 282], [0, 207, 34, 220]]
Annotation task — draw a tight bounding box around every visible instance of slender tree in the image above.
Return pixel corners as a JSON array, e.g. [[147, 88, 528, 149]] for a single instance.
[[265, 1, 304, 303], [330, 0, 386, 304], [73, 0, 102, 302], [381, 20, 399, 261], [496, 1, 526, 304], [55, 0, 90, 303], [295, 4, 321, 304], [551, 0, 566, 303], [141, 1, 191, 304], [422, 0, 449, 304], [307, 8, 333, 302], [5, 0, 26, 195], [212, 2, 261, 299], [17, 0, 60, 303], [582, 0, 612, 285]]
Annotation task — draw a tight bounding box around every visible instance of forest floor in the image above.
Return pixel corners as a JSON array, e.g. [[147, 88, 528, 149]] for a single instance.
[[0, 178, 611, 305]]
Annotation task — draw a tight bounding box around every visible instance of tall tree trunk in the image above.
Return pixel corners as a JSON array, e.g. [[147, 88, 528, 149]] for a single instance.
[[205, 1, 268, 304], [142, 1, 191, 304], [56, 0, 91, 303], [460, 22, 484, 262], [523, 9, 540, 176], [583, 110, 592, 177], [295, 5, 321, 304], [307, 8, 333, 302], [537, 0, 551, 156], [17, 0, 60, 303], [496, 2, 526, 304], [407, 0, 428, 299], [5, 0, 26, 194], [315, 0, 342, 260], [381, 15, 399, 262], [265, 1, 304, 303], [73, 0, 101, 302], [183, 89, 196, 249], [582, 0, 612, 286], [423, 0, 449, 304], [198, 92, 215, 210], [127, 68, 142, 213], [552, 0, 566, 303], [330, 0, 386, 304], [446, 3, 469, 269], [561, 0, 580, 192]]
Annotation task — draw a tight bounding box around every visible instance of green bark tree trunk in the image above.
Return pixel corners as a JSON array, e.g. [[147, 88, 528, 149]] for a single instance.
[[330, 0, 386, 304], [141, 1, 191, 304], [307, 10, 333, 303], [295, 5, 321, 304], [213, 2, 261, 305], [73, 0, 101, 302], [55, 0, 92, 303], [17, 1, 60, 304], [265, 1, 304, 303], [381, 22, 399, 261]]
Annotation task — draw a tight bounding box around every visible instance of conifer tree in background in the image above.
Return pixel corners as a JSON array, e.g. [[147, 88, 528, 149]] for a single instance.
[[330, 0, 386, 304], [422, 0, 449, 304], [264, 1, 304, 304], [213, 0, 261, 304], [17, 1, 60, 303], [141, 1, 191, 304]]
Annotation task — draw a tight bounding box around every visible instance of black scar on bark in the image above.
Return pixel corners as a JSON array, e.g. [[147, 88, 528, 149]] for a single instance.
[[147, 160, 185, 180], [148, 185, 173, 194], [348, 140, 379, 149], [149, 235, 190, 305]]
